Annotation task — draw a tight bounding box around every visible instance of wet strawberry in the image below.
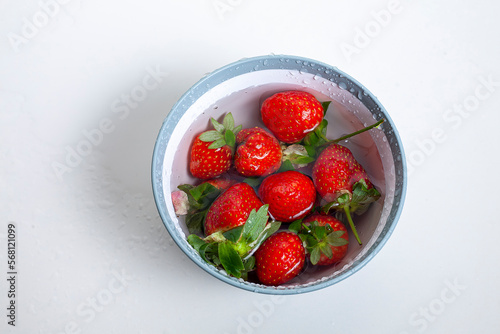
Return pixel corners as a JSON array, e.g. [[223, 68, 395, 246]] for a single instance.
[[312, 143, 380, 244], [234, 127, 282, 177], [189, 113, 241, 180], [261, 91, 324, 144], [255, 231, 305, 286], [204, 182, 264, 236], [258, 171, 316, 223], [301, 214, 349, 265]]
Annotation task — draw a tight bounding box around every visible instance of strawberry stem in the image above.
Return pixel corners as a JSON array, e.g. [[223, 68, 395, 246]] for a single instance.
[[331, 119, 384, 143], [344, 205, 362, 245]]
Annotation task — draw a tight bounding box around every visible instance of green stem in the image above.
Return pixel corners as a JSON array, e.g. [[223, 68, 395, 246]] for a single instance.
[[331, 119, 385, 143], [344, 205, 362, 245]]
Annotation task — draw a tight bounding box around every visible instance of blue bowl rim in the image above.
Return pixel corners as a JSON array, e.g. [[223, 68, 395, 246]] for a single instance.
[[151, 54, 407, 295]]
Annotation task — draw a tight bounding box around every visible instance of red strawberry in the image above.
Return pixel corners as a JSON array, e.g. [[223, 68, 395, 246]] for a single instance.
[[234, 127, 282, 177], [258, 171, 316, 222], [301, 214, 349, 265], [204, 182, 263, 236], [255, 231, 305, 286], [189, 113, 242, 180], [312, 143, 380, 245], [261, 91, 324, 144]]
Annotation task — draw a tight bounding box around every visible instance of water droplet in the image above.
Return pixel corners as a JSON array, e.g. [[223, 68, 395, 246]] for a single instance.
[[338, 82, 347, 90], [253, 65, 259, 71], [263, 59, 269, 66]]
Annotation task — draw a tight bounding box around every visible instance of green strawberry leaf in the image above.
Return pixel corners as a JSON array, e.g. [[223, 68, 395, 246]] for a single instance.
[[233, 124, 243, 137], [302, 119, 329, 160], [277, 159, 295, 173], [314, 225, 327, 241], [241, 205, 269, 243], [244, 256, 255, 271], [223, 112, 235, 131], [320, 242, 333, 259], [199, 242, 220, 265], [218, 241, 245, 278], [243, 177, 263, 188], [208, 138, 226, 149], [211, 118, 225, 133], [326, 231, 349, 247], [310, 247, 321, 265], [247, 220, 281, 252], [223, 225, 244, 243], [199, 130, 224, 142], [287, 154, 315, 165], [322, 101, 331, 115], [288, 219, 303, 234], [187, 234, 206, 252], [224, 129, 236, 148], [185, 210, 208, 235]]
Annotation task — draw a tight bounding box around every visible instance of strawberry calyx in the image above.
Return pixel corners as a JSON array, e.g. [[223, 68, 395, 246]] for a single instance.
[[320, 179, 381, 245], [187, 205, 281, 279], [177, 182, 222, 235], [283, 118, 385, 168], [198, 112, 242, 152], [289, 218, 348, 265]]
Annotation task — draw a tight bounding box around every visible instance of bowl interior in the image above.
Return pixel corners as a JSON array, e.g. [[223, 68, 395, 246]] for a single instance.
[[152, 56, 406, 294]]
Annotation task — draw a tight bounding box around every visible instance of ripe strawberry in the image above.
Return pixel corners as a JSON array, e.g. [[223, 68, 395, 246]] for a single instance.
[[189, 113, 242, 180], [255, 231, 305, 286], [204, 182, 264, 236], [258, 170, 316, 223], [312, 143, 381, 245], [261, 91, 324, 144], [234, 127, 282, 177], [300, 214, 349, 265]]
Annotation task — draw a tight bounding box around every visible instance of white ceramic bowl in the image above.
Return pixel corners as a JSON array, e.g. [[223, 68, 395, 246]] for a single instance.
[[152, 55, 406, 294]]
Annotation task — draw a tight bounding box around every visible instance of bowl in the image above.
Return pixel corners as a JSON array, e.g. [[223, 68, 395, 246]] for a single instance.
[[151, 55, 406, 294]]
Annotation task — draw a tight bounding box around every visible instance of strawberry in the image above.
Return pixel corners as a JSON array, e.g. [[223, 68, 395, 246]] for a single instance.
[[255, 231, 305, 286], [173, 175, 236, 232], [258, 170, 316, 223], [204, 182, 264, 236], [312, 143, 381, 245], [296, 214, 349, 266], [234, 127, 282, 177], [189, 113, 241, 180], [189, 205, 281, 279], [260, 91, 325, 144]]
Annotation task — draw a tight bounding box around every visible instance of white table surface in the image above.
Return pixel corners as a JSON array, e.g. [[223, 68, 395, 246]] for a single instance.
[[1, 0, 499, 333]]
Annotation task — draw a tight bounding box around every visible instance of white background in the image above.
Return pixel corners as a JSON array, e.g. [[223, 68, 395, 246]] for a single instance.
[[1, 0, 499, 333]]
